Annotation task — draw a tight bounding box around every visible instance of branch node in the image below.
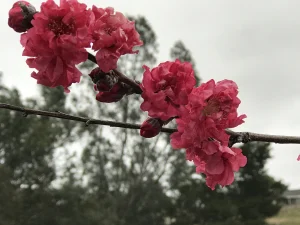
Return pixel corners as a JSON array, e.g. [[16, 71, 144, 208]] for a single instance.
[[243, 132, 251, 143], [56, 111, 69, 116], [85, 119, 92, 127], [22, 108, 28, 117], [229, 132, 252, 147]]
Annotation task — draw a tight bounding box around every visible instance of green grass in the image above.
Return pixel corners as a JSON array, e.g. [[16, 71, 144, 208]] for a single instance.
[[266, 205, 300, 225]]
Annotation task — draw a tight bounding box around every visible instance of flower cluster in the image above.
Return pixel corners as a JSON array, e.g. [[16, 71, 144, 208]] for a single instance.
[[10, 0, 249, 190], [140, 62, 247, 189], [9, 0, 143, 92]]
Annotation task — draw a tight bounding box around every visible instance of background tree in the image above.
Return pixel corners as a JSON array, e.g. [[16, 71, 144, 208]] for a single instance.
[[228, 142, 287, 225], [168, 142, 287, 225], [0, 73, 74, 225]]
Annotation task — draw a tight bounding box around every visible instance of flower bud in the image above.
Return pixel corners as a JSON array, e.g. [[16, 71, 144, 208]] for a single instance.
[[140, 118, 163, 138], [88, 67, 105, 83], [96, 83, 127, 103], [8, 1, 36, 33], [89, 67, 118, 92]]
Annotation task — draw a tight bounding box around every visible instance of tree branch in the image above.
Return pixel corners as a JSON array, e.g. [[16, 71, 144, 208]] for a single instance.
[[227, 130, 300, 146], [0, 103, 174, 133], [1, 103, 300, 145]]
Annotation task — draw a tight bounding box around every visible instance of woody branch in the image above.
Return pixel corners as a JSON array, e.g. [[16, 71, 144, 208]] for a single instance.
[[1, 103, 300, 146]]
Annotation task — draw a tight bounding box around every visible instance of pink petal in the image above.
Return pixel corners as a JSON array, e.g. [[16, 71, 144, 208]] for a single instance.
[[206, 154, 225, 175]]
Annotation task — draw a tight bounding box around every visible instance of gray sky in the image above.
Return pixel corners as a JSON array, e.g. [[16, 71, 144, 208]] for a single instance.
[[1, 0, 300, 189]]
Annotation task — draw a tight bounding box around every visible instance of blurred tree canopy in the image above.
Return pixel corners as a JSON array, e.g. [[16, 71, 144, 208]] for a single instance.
[[0, 15, 286, 225]]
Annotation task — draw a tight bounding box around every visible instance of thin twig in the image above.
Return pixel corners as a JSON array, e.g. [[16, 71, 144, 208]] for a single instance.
[[0, 103, 174, 133], [1, 103, 300, 145]]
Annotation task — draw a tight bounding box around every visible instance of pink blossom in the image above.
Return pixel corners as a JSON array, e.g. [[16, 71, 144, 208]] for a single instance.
[[21, 0, 93, 92], [96, 48, 120, 73], [171, 117, 230, 150], [188, 145, 247, 190], [170, 79, 247, 189], [140, 118, 163, 138], [140, 59, 196, 121], [26, 55, 82, 93], [297, 155, 300, 161], [170, 79, 246, 149], [90, 6, 143, 72], [205, 147, 247, 190], [188, 79, 246, 129], [31, 0, 93, 49], [8, 1, 36, 33]]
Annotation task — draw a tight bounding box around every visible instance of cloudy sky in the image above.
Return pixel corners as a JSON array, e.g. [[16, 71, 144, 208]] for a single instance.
[[1, 0, 300, 189]]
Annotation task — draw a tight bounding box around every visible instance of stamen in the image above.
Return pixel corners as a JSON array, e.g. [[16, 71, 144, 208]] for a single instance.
[[203, 98, 220, 115], [48, 18, 75, 36]]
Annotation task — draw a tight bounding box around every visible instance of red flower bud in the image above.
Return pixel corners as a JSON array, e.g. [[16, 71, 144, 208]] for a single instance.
[[89, 67, 118, 92], [140, 118, 163, 138], [89, 67, 105, 83], [8, 1, 36, 33], [96, 83, 127, 103]]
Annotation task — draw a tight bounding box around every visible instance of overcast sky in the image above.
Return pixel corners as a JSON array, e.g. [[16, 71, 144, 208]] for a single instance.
[[1, 0, 300, 189]]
